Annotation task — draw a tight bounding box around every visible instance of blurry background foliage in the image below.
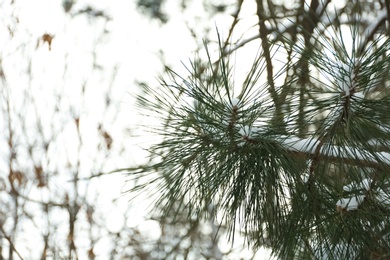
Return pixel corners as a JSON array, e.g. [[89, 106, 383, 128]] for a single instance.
[[0, 0, 390, 259]]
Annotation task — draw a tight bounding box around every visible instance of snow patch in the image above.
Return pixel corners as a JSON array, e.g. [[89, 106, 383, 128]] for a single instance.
[[336, 195, 365, 211]]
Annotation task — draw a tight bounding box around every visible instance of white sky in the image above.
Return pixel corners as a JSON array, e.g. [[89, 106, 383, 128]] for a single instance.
[[1, 0, 367, 258], [0, 0, 274, 259], [0, 0, 349, 258], [13, 0, 378, 258]]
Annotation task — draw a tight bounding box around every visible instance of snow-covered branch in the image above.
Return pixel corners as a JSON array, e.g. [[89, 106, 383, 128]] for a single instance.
[[280, 135, 390, 168]]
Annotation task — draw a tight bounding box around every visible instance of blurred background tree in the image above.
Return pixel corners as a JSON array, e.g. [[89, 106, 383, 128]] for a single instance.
[[0, 0, 261, 259]]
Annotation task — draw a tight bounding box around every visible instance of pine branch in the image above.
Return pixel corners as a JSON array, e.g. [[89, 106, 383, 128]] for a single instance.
[[130, 4, 390, 258]]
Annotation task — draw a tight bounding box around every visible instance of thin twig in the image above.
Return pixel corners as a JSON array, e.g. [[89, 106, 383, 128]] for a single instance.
[[0, 225, 24, 260]]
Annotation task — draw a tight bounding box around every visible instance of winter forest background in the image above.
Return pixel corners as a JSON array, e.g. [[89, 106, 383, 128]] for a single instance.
[[1, 0, 390, 259]]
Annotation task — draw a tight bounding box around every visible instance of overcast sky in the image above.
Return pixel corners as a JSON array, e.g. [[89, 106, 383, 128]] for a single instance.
[[0, 0, 276, 258]]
